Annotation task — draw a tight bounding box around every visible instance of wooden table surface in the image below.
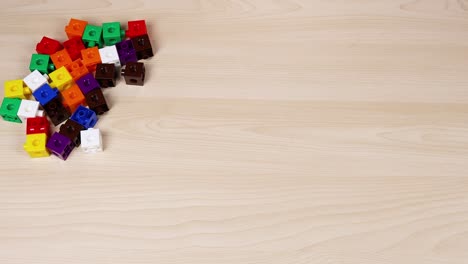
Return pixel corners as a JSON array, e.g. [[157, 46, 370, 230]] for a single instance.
[[1, 1, 468, 263]]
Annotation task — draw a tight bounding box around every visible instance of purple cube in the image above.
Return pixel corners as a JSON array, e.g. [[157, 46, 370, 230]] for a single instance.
[[76, 73, 100, 95], [46, 132, 74, 160], [116, 40, 138, 65]]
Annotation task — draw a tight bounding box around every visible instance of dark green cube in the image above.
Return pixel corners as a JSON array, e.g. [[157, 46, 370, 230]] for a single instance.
[[102, 22, 125, 46], [29, 54, 55, 74], [82, 25, 103, 48], [0, 98, 22, 123]]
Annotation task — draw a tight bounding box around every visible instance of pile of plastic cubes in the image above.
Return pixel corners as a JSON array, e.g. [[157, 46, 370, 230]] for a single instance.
[[0, 18, 154, 160]]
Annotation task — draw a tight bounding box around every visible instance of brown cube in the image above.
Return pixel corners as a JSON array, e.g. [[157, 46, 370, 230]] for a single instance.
[[59, 119, 85, 146], [85, 88, 109, 115], [43, 97, 71, 126], [95, 63, 117, 88], [121, 62, 145, 86], [131, 34, 154, 60]]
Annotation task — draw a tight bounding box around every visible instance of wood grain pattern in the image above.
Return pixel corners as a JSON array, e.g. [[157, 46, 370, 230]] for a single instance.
[[1, 1, 468, 263]]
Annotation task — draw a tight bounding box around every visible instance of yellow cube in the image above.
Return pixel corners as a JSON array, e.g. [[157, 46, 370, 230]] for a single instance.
[[4, 80, 31, 99], [49, 66, 73, 91], [24, 133, 50, 158]]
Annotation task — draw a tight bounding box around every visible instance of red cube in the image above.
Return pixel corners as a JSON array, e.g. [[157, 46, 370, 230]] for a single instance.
[[26, 116, 50, 136], [63, 37, 86, 61], [125, 20, 147, 38], [36, 36, 63, 55]]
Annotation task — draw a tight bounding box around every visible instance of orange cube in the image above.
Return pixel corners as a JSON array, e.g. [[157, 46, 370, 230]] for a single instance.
[[66, 59, 89, 81], [61, 84, 86, 113], [50, 49, 72, 69], [65, 18, 88, 39], [81, 47, 101, 72]]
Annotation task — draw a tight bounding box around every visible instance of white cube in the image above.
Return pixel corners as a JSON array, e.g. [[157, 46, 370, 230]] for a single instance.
[[23, 70, 48, 92], [17, 99, 40, 122], [99, 46, 120, 67], [36, 109, 45, 117], [81, 128, 103, 153]]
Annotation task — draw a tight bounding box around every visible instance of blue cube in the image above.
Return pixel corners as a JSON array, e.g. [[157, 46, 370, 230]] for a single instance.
[[32, 84, 59, 106], [70, 105, 98, 129]]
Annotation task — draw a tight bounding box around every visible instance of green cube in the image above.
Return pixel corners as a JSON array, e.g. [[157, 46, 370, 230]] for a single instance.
[[82, 25, 103, 48], [29, 54, 55, 74], [0, 98, 22, 123], [102, 22, 125, 46]]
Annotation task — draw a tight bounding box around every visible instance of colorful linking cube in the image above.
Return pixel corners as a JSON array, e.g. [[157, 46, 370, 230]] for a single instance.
[[2, 18, 154, 160]]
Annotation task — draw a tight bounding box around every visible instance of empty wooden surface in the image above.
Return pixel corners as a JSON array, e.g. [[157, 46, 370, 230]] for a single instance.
[[1, 0, 468, 263]]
